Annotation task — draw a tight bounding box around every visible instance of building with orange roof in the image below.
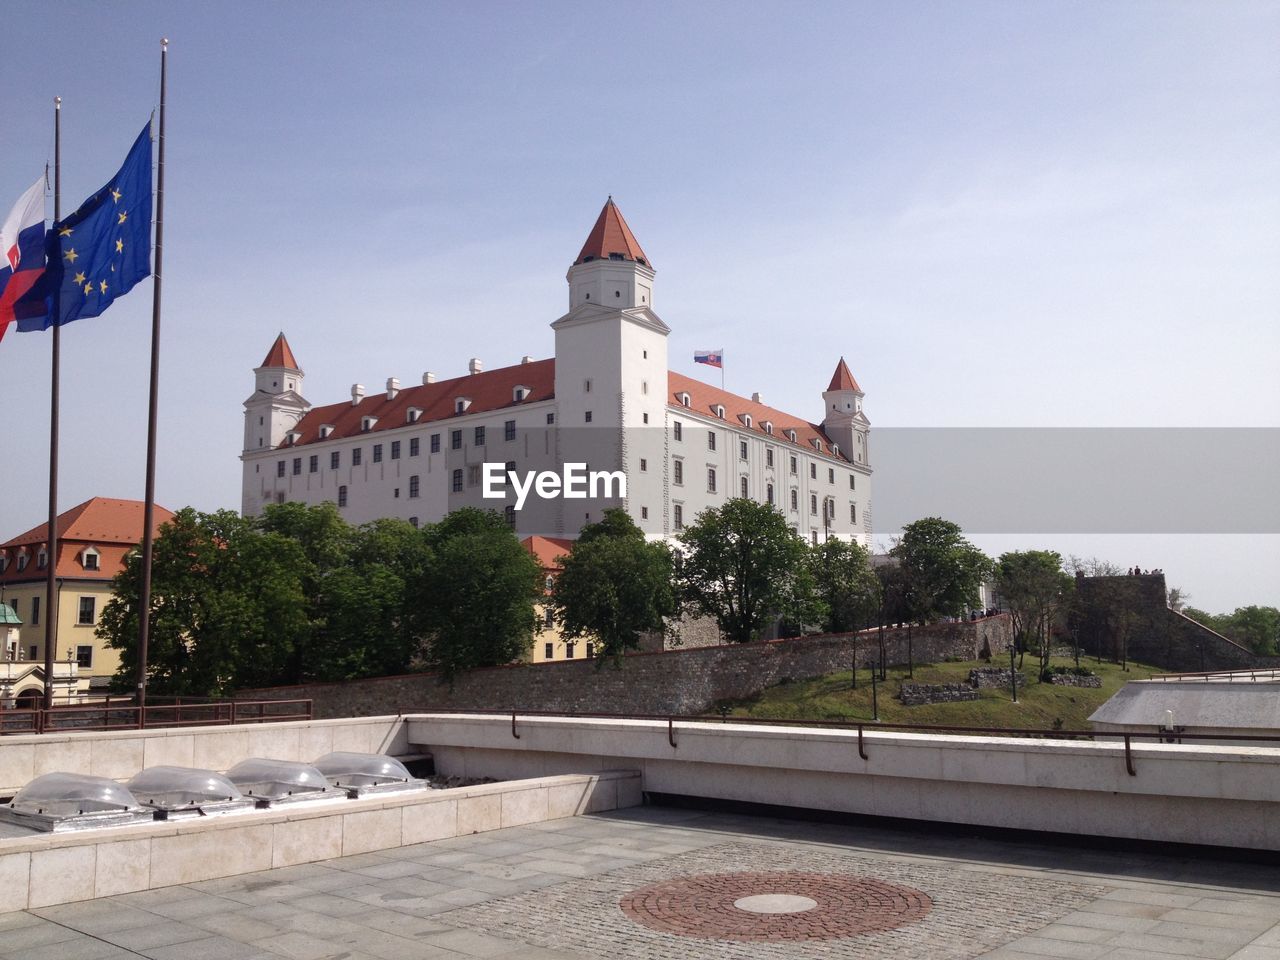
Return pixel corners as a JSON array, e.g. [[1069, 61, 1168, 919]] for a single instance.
[[0, 497, 174, 690], [241, 199, 871, 548], [519, 535, 590, 663]]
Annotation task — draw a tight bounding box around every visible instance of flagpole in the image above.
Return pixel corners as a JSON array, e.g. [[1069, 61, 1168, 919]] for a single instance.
[[136, 38, 167, 711], [42, 97, 62, 711]]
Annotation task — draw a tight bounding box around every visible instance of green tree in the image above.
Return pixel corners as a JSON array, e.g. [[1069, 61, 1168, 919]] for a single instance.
[[550, 509, 676, 661], [995, 550, 1073, 680], [1221, 606, 1280, 656], [677, 499, 818, 644], [98, 508, 309, 696], [414, 508, 542, 680], [891, 517, 991, 621], [808, 538, 880, 634]]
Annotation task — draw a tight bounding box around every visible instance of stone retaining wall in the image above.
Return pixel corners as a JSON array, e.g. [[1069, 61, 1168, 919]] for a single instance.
[[1048, 674, 1103, 688], [239, 616, 1012, 719], [969, 668, 1026, 689], [898, 683, 979, 706]]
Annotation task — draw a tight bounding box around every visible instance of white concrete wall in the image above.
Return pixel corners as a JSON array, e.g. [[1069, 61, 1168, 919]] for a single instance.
[[0, 770, 640, 913], [408, 714, 1280, 851]]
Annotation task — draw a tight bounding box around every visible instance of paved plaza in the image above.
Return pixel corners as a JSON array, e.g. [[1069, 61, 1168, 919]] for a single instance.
[[3, 805, 1278, 960]]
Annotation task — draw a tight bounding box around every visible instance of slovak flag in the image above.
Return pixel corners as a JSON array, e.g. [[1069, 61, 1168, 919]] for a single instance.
[[694, 349, 723, 368], [0, 176, 47, 342]]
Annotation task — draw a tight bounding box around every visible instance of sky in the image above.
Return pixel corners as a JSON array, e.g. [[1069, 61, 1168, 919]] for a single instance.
[[1, 2, 1276, 612]]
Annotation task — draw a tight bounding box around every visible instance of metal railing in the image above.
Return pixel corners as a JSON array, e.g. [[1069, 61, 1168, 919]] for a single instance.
[[0, 698, 312, 735], [1148, 668, 1280, 682], [420, 709, 1280, 779]]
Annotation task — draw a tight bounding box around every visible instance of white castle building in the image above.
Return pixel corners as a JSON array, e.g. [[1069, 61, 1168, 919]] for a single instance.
[[241, 200, 872, 545]]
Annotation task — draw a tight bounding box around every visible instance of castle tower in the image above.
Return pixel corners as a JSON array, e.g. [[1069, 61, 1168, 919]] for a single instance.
[[821, 357, 870, 467], [242, 333, 310, 454], [552, 199, 669, 534]]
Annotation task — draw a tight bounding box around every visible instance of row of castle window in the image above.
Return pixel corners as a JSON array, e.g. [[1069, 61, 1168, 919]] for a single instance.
[[671, 420, 857, 489]]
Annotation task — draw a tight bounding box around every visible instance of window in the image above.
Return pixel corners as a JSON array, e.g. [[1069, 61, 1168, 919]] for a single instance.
[[810, 463, 817, 479], [450, 430, 462, 450], [17, 554, 27, 572], [82, 551, 99, 571], [36, 549, 46, 570], [739, 440, 748, 460], [78, 596, 96, 626], [309, 455, 318, 474], [673, 421, 683, 441], [642, 379, 648, 395], [767, 483, 774, 505], [641, 506, 649, 519], [409, 475, 420, 498], [810, 494, 818, 515], [789, 456, 797, 474], [277, 461, 285, 478], [454, 398, 468, 414], [790, 489, 798, 511], [514, 387, 528, 402], [766, 448, 774, 468], [740, 476, 748, 497], [850, 475, 856, 490], [330, 451, 340, 469], [504, 505, 516, 527], [586, 643, 595, 659], [28, 645, 36, 661], [679, 392, 691, 407], [451, 469, 463, 492], [547, 413, 555, 425], [474, 426, 485, 446], [565, 642, 575, 659], [409, 517, 418, 528], [583, 379, 592, 393], [674, 504, 684, 530], [467, 464, 482, 486], [391, 441, 401, 460], [544, 642, 554, 659], [850, 503, 857, 523], [76, 645, 93, 668], [673, 460, 684, 485], [707, 468, 717, 493], [642, 413, 649, 424], [338, 485, 348, 507], [714, 405, 725, 419], [31, 596, 39, 625], [504, 420, 516, 441], [505, 460, 516, 479], [640, 458, 647, 472], [352, 448, 363, 466], [410, 437, 420, 457], [372, 444, 383, 463], [584, 411, 593, 423], [291, 458, 301, 476], [708, 431, 716, 451], [430, 434, 441, 453], [812, 530, 819, 545], [828, 467, 835, 484]]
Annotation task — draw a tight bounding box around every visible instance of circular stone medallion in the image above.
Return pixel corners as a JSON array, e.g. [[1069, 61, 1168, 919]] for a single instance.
[[619, 871, 932, 942]]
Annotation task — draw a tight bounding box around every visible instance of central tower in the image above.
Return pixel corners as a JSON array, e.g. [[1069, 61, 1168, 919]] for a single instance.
[[553, 199, 669, 535]]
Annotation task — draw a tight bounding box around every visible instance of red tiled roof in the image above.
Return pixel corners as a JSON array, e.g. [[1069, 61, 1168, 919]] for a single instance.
[[261, 333, 299, 370], [827, 357, 862, 393], [286, 358, 556, 447], [668, 372, 850, 463], [574, 198, 649, 267], [0, 497, 175, 582], [521, 535, 575, 571]]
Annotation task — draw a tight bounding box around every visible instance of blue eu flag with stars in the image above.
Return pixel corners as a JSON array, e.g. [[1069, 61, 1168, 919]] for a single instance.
[[17, 122, 152, 331]]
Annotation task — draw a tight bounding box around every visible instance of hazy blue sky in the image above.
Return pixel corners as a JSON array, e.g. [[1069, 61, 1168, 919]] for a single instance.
[[2, 2, 1276, 611]]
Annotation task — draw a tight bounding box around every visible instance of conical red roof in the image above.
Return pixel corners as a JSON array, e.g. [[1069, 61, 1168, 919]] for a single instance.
[[574, 198, 649, 267], [827, 357, 862, 392], [261, 332, 299, 370]]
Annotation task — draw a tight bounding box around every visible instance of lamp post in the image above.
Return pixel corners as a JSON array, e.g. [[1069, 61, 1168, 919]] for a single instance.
[[1009, 642, 1018, 703]]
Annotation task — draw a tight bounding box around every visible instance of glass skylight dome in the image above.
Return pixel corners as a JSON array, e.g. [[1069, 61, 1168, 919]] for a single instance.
[[313, 752, 426, 796], [127, 766, 255, 818], [0, 772, 153, 832], [225, 758, 333, 804]]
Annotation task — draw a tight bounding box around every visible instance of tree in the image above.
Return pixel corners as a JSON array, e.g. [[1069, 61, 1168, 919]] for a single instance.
[[98, 508, 309, 696], [414, 509, 542, 680], [995, 550, 1073, 681], [891, 518, 991, 621], [808, 538, 880, 634], [1166, 585, 1191, 613], [677, 499, 818, 644], [550, 509, 676, 661], [1066, 555, 1123, 577], [1221, 606, 1280, 656]]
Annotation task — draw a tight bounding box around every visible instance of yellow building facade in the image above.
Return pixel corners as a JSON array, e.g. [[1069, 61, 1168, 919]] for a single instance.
[[521, 535, 597, 663]]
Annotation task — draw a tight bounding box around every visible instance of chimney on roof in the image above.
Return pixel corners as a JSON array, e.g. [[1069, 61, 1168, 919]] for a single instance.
[[521, 355, 533, 364], [422, 371, 436, 384], [469, 358, 483, 375], [386, 377, 400, 400], [752, 392, 763, 404], [351, 384, 364, 405]]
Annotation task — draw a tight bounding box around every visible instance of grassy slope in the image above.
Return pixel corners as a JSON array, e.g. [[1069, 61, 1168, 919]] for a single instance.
[[722, 656, 1160, 730]]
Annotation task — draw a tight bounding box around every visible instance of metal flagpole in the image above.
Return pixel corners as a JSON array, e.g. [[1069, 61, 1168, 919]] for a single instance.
[[42, 97, 62, 711], [136, 38, 167, 711]]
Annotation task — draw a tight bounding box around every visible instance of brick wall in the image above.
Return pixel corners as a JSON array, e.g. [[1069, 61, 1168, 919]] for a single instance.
[[238, 615, 1012, 719]]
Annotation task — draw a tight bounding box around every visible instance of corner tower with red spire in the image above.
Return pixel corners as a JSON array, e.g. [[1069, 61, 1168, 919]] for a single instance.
[[821, 356, 870, 468], [242, 334, 311, 506]]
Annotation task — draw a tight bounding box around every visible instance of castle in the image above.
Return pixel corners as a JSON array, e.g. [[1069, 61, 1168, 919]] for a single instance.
[[241, 200, 871, 545]]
